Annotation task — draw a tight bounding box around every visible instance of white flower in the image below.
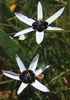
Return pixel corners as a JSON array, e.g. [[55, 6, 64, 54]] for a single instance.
[[14, 2, 65, 44], [18, 35, 26, 40], [2, 54, 50, 95]]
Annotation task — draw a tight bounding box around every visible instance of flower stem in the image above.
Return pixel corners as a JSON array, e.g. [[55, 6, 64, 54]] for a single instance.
[[41, 41, 47, 65]]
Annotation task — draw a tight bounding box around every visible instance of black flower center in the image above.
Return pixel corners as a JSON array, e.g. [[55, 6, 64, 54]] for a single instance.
[[32, 20, 48, 32], [19, 70, 35, 84]]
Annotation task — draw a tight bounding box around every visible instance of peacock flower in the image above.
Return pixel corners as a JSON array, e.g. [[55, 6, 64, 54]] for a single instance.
[[2, 54, 50, 95], [14, 2, 65, 44]]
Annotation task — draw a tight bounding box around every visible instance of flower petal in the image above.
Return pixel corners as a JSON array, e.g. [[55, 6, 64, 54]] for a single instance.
[[14, 27, 34, 37], [46, 26, 63, 30], [15, 12, 35, 26], [36, 31, 44, 44], [18, 35, 26, 40], [35, 65, 50, 76], [16, 55, 26, 73], [31, 80, 50, 92], [37, 2, 43, 20], [28, 54, 39, 72], [17, 82, 28, 95], [2, 70, 20, 80], [46, 7, 65, 25]]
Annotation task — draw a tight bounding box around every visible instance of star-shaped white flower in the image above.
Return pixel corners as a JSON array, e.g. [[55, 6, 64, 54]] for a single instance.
[[14, 2, 65, 44], [2, 54, 50, 95]]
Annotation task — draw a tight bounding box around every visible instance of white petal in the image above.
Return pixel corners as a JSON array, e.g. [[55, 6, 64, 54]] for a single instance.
[[14, 27, 34, 37], [2, 70, 20, 80], [16, 55, 26, 73], [46, 7, 65, 25], [36, 31, 44, 44], [37, 2, 43, 20], [35, 65, 50, 76], [15, 12, 35, 26], [46, 26, 63, 30], [17, 82, 28, 95], [31, 80, 49, 92], [28, 54, 39, 72], [18, 35, 26, 40]]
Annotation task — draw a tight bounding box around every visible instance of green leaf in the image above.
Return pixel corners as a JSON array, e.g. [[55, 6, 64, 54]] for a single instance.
[[0, 31, 23, 60]]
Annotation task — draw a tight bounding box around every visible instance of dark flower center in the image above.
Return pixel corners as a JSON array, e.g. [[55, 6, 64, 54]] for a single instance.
[[32, 20, 48, 32], [19, 70, 35, 84]]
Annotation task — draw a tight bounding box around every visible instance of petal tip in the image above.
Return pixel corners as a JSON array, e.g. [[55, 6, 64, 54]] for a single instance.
[[17, 91, 20, 95], [15, 12, 18, 16], [43, 87, 50, 92], [14, 34, 17, 37], [37, 42, 40, 44], [15, 12, 19, 15], [2, 70, 7, 75], [14, 33, 20, 37], [61, 28, 64, 30], [60, 7, 65, 13], [37, 54, 39, 58], [36, 40, 42, 45], [37, 42, 41, 45], [58, 28, 64, 30], [16, 54, 18, 58], [46, 89, 50, 92], [15, 12, 16, 15], [62, 7, 65, 10], [2, 70, 5, 74], [35, 54, 39, 59], [38, 1, 41, 5]]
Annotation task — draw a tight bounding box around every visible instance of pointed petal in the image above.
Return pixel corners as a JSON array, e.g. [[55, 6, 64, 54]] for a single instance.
[[17, 82, 28, 95], [14, 27, 34, 37], [36, 31, 44, 44], [29, 54, 39, 72], [18, 35, 26, 40], [15, 12, 35, 26], [35, 65, 50, 76], [16, 55, 26, 73], [31, 80, 50, 92], [37, 2, 43, 20], [46, 7, 65, 25], [46, 26, 63, 30], [2, 70, 20, 80]]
